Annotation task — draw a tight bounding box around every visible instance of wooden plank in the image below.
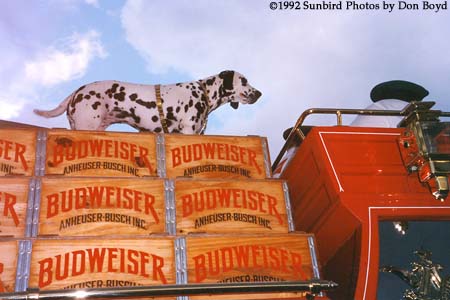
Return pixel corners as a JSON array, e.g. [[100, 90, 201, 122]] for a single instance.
[[0, 178, 31, 237], [164, 135, 270, 179], [0, 129, 37, 176], [185, 234, 318, 299], [28, 238, 176, 291], [44, 130, 158, 177], [0, 240, 18, 293], [175, 179, 290, 234], [38, 178, 167, 236]]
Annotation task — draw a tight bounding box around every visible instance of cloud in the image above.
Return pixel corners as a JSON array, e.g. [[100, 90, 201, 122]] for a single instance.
[[121, 0, 450, 158], [85, 0, 99, 7], [25, 30, 107, 87]]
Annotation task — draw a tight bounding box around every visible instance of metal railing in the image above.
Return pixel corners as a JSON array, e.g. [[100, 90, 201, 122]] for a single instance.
[[272, 106, 450, 171], [0, 280, 338, 299]]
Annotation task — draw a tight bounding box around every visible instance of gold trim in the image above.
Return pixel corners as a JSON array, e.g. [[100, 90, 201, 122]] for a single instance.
[[155, 84, 169, 133]]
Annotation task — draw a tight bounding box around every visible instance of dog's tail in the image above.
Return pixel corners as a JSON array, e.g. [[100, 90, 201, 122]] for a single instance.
[[33, 95, 72, 118]]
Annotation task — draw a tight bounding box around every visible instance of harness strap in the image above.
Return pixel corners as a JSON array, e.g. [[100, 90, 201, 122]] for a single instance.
[[155, 84, 169, 133]]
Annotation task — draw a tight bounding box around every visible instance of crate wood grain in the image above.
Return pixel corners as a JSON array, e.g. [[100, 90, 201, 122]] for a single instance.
[[164, 135, 270, 179], [0, 241, 18, 293], [185, 234, 318, 299], [0, 178, 31, 238], [28, 238, 176, 291], [175, 179, 290, 234], [44, 130, 157, 177], [37, 178, 167, 236], [0, 129, 37, 176]]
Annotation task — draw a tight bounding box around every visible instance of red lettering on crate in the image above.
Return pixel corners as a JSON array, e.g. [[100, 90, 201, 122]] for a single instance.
[[181, 189, 282, 224], [51, 139, 152, 171], [0, 192, 20, 226], [38, 247, 167, 288], [192, 245, 307, 282], [45, 186, 158, 222], [0, 139, 28, 171], [0, 262, 4, 292], [170, 143, 262, 174]]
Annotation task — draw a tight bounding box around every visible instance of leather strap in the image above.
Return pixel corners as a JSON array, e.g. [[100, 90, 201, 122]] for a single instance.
[[155, 84, 169, 133]]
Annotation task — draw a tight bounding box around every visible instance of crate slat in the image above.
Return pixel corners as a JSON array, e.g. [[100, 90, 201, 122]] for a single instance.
[[175, 179, 291, 234], [0, 129, 37, 176], [37, 178, 168, 236], [44, 130, 158, 177], [164, 135, 271, 179]]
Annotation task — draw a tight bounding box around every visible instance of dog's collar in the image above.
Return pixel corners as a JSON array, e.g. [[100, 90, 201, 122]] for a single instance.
[[198, 80, 211, 134], [155, 84, 169, 133]]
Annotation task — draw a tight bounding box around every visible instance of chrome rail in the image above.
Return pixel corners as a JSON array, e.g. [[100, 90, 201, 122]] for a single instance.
[[272, 106, 450, 171], [0, 280, 338, 299]]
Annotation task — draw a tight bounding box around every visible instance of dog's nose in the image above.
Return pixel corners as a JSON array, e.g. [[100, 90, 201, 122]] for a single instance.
[[254, 90, 262, 99]]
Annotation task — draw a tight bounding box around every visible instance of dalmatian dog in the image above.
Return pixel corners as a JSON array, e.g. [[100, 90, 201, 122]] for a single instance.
[[34, 70, 262, 134]]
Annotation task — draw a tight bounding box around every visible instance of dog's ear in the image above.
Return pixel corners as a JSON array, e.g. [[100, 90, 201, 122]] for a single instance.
[[219, 70, 234, 90], [230, 102, 239, 109]]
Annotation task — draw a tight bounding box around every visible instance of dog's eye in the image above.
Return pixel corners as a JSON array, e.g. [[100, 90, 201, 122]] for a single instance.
[[240, 77, 248, 86]]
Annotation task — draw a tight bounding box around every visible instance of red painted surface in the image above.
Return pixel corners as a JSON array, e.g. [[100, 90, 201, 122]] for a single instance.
[[281, 126, 450, 300]]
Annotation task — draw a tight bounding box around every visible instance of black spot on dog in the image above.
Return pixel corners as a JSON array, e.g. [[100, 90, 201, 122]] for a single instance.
[[89, 90, 96, 96], [176, 106, 181, 113], [206, 77, 216, 86], [152, 116, 158, 122], [219, 70, 235, 98], [136, 99, 156, 109], [115, 107, 141, 124], [195, 102, 205, 118], [219, 71, 234, 90], [114, 101, 118, 106], [92, 101, 101, 110], [154, 127, 162, 133], [96, 93, 101, 98], [84, 95, 91, 100], [105, 104, 109, 109], [114, 91, 125, 101], [120, 86, 125, 92], [70, 93, 84, 108], [189, 100, 193, 107], [111, 83, 119, 93], [192, 91, 199, 98], [129, 93, 138, 101], [176, 83, 183, 87], [184, 105, 189, 113], [240, 76, 248, 86]]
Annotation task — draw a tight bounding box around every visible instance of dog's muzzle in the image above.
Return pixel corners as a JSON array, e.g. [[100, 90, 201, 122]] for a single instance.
[[247, 90, 262, 104]]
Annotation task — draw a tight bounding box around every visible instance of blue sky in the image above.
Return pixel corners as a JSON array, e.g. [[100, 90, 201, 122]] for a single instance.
[[1, 0, 450, 159]]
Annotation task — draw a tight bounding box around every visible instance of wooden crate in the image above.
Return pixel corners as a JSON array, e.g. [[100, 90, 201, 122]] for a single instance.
[[44, 129, 158, 177], [36, 177, 168, 236], [0, 240, 18, 293], [175, 178, 293, 234], [183, 234, 320, 299], [0, 178, 33, 238], [0, 129, 37, 176], [164, 135, 271, 179], [28, 238, 176, 291]]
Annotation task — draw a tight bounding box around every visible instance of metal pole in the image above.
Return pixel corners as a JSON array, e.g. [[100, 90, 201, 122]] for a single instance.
[[1, 280, 338, 299]]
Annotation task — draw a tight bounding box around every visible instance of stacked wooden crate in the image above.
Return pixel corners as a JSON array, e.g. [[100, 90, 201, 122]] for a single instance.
[[0, 128, 321, 299]]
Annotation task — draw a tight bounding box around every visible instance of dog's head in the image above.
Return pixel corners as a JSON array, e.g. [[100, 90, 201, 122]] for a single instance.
[[218, 70, 262, 109]]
